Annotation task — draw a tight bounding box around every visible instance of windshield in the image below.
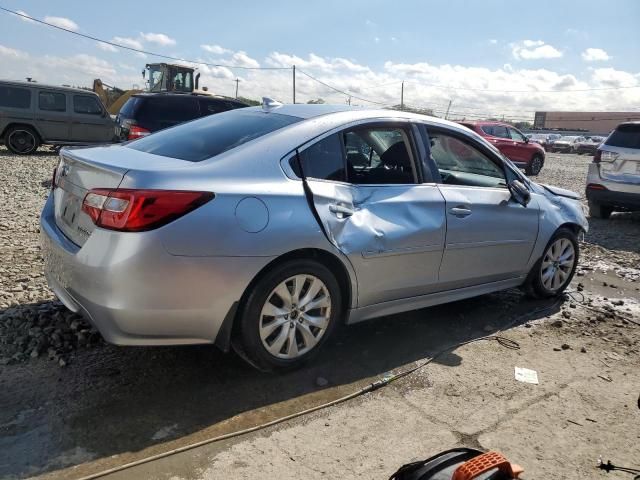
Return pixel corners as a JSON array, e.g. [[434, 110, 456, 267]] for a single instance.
[[128, 109, 302, 161]]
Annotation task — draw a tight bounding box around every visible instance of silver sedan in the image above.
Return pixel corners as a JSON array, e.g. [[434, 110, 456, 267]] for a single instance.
[[40, 102, 588, 370]]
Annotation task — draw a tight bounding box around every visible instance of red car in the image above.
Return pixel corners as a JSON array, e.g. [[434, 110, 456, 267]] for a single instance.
[[459, 121, 546, 176]]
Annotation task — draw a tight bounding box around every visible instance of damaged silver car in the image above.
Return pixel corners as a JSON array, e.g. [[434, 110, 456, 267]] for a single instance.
[[40, 102, 588, 370]]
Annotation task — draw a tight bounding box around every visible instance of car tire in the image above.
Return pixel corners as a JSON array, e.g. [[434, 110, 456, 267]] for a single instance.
[[4, 126, 40, 155], [234, 259, 342, 371], [588, 201, 613, 219], [524, 228, 579, 299], [525, 154, 544, 176]]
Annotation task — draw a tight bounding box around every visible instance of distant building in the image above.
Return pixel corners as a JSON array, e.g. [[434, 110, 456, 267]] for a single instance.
[[533, 111, 640, 135]]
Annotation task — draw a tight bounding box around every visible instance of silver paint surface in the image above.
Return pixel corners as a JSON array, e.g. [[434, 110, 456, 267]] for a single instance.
[[40, 105, 588, 346]]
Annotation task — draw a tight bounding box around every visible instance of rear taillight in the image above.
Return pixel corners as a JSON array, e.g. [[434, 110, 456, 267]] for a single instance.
[[586, 183, 607, 191], [127, 125, 151, 140], [82, 189, 214, 232], [594, 150, 617, 163]]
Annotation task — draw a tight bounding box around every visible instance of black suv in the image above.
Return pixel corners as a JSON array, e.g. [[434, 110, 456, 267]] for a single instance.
[[116, 93, 247, 141]]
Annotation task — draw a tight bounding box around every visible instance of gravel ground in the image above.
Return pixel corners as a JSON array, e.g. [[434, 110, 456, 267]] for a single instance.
[[0, 147, 638, 479], [0, 148, 638, 366]]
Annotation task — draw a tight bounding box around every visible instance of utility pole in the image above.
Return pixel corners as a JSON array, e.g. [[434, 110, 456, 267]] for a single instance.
[[234, 78, 239, 99], [292, 65, 296, 104], [445, 99, 452, 120], [348, 96, 351, 106], [400, 81, 404, 111]]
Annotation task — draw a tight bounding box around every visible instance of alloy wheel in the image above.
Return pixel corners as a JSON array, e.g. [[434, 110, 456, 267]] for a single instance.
[[259, 274, 332, 359], [540, 238, 576, 292], [8, 129, 36, 154]]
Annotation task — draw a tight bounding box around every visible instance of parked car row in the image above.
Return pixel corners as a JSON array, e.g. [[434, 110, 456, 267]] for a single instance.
[[0, 79, 248, 154]]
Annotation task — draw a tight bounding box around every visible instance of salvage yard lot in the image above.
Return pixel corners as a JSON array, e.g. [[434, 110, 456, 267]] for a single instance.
[[0, 146, 639, 479]]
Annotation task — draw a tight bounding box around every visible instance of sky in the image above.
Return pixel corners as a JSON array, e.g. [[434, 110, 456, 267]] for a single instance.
[[1, 0, 639, 121]]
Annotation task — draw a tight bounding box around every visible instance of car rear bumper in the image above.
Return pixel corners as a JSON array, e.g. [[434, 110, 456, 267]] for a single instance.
[[40, 194, 273, 346], [586, 164, 640, 211]]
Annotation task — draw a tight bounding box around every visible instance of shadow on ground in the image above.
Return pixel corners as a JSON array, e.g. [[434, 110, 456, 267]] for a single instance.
[[585, 212, 640, 254], [0, 290, 564, 479]]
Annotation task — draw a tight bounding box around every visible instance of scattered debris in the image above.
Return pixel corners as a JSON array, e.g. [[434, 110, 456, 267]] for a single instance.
[[514, 367, 539, 384]]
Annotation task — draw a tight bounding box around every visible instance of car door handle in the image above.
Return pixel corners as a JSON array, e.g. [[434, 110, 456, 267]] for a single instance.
[[449, 207, 472, 217], [329, 204, 354, 218]]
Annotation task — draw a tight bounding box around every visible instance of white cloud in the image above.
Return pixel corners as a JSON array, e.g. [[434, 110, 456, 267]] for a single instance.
[[591, 68, 638, 88], [201, 44, 231, 55], [582, 48, 610, 62], [43, 16, 79, 31], [97, 42, 118, 53], [112, 36, 144, 50], [266, 52, 370, 73], [140, 32, 176, 46], [15, 10, 36, 23], [230, 51, 260, 68], [0, 44, 28, 59], [489, 39, 498, 45], [511, 40, 562, 60], [391, 36, 398, 42], [365, 19, 376, 27], [374, 37, 380, 44]]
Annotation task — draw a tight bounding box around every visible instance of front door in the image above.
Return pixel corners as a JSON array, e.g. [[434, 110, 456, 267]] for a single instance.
[[298, 123, 446, 307], [426, 128, 539, 289], [35, 90, 70, 141], [70, 95, 114, 142]]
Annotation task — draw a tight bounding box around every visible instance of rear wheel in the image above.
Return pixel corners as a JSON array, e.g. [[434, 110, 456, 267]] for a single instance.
[[235, 259, 342, 371], [588, 201, 612, 219], [5, 126, 40, 155], [526, 154, 544, 176], [524, 228, 579, 298]]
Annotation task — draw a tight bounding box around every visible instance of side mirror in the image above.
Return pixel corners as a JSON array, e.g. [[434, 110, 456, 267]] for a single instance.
[[509, 179, 531, 206]]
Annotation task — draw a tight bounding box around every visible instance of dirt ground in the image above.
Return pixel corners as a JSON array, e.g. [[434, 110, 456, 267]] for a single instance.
[[0, 148, 638, 480]]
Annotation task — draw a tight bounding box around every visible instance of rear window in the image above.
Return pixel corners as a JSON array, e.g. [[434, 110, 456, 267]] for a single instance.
[[128, 109, 302, 161], [119, 96, 142, 118], [137, 96, 199, 123], [606, 124, 640, 149], [0, 86, 31, 109]]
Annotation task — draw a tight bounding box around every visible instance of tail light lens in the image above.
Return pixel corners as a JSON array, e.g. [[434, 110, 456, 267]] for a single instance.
[[127, 125, 151, 140], [82, 189, 214, 232], [594, 150, 617, 163], [586, 183, 607, 191]]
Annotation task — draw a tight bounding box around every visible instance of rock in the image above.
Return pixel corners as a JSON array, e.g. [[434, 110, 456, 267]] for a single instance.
[[580, 347, 587, 353], [316, 377, 329, 387], [483, 325, 494, 332], [552, 320, 563, 327], [562, 311, 571, 319], [58, 358, 67, 367], [553, 347, 562, 351], [561, 343, 571, 350]]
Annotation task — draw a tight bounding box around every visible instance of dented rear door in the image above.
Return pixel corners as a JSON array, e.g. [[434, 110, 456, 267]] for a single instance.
[[305, 180, 446, 307]]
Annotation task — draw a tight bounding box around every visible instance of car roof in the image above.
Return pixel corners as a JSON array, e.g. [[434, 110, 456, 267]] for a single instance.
[[456, 120, 512, 127], [132, 92, 241, 101], [0, 79, 98, 95]]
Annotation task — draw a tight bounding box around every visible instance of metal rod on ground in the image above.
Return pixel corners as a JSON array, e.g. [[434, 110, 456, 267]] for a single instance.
[[401, 81, 404, 110], [445, 99, 452, 119], [292, 65, 296, 104]]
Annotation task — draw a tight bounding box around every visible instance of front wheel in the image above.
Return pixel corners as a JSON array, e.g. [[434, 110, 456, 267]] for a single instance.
[[234, 259, 342, 371], [525, 154, 544, 176], [524, 228, 579, 298]]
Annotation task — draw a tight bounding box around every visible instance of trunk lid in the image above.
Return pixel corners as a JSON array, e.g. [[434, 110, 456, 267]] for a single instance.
[[54, 148, 127, 246]]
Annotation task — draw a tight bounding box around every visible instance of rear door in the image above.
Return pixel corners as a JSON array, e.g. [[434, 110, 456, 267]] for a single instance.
[[425, 127, 539, 288], [507, 127, 532, 162], [600, 124, 640, 184], [298, 121, 446, 306], [35, 90, 70, 141], [70, 94, 114, 142]]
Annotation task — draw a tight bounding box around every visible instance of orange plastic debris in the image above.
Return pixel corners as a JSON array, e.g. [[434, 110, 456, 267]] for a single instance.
[[452, 451, 524, 480]]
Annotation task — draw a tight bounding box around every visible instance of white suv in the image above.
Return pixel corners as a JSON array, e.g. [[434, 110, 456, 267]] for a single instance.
[[586, 122, 640, 218]]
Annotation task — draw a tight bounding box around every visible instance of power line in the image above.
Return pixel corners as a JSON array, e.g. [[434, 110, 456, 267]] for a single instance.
[[296, 69, 390, 106], [0, 6, 290, 71]]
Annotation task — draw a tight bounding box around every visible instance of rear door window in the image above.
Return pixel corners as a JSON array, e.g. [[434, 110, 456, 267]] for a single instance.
[[296, 134, 346, 182], [73, 95, 103, 115], [0, 86, 31, 109], [481, 125, 509, 138], [38, 91, 66, 112], [605, 124, 640, 149], [128, 109, 301, 161], [138, 97, 200, 123], [119, 96, 142, 118]]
